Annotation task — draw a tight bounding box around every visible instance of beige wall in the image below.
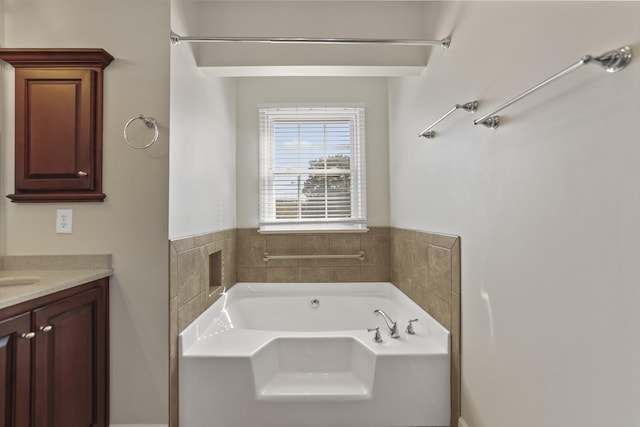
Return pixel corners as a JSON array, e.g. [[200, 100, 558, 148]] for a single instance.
[[388, 2, 640, 427], [1, 0, 170, 423]]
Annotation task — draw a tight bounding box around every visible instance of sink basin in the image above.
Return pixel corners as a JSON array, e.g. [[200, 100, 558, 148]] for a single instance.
[[0, 276, 41, 286]]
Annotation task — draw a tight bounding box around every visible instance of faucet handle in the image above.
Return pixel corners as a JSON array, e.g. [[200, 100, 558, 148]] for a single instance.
[[406, 318, 419, 335], [367, 327, 383, 343]]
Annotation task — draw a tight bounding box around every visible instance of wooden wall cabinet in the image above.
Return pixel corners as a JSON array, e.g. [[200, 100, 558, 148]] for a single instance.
[[0, 49, 114, 202], [0, 278, 109, 427]]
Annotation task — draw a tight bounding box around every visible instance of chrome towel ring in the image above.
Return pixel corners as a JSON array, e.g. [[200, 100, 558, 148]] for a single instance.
[[124, 114, 159, 149]]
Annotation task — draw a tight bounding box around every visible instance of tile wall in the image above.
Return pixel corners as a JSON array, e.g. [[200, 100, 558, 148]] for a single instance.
[[236, 227, 390, 282], [169, 226, 460, 427], [169, 229, 236, 427], [390, 228, 462, 427]]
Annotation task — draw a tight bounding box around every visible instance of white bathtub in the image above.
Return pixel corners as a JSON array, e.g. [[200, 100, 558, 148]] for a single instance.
[[179, 282, 450, 427]]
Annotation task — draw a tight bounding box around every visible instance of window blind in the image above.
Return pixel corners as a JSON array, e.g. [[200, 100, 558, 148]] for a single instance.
[[259, 106, 367, 232]]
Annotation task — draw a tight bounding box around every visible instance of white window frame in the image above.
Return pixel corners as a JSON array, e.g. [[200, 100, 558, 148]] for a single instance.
[[258, 105, 367, 233]]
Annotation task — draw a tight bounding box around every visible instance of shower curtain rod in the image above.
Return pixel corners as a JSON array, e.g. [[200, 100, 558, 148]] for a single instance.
[[170, 32, 451, 48]]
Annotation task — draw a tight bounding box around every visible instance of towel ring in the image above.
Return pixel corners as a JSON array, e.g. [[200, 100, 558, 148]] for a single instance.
[[124, 114, 159, 149]]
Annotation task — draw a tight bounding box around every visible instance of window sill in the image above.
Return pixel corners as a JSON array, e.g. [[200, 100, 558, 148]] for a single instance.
[[258, 223, 369, 234]]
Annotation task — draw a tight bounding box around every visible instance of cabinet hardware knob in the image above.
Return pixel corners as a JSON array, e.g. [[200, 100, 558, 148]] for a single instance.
[[21, 332, 36, 339], [77, 170, 88, 177], [39, 325, 53, 332]]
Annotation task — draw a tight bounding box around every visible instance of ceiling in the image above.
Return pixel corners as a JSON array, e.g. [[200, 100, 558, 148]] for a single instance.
[[172, 1, 446, 76]]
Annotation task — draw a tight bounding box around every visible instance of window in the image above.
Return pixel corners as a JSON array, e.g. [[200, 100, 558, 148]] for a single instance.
[[259, 105, 366, 233]]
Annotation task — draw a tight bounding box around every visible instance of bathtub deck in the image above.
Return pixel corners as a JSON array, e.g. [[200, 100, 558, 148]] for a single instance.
[[182, 328, 449, 357]]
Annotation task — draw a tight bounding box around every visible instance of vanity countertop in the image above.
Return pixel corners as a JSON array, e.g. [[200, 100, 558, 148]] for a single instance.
[[0, 255, 112, 310]]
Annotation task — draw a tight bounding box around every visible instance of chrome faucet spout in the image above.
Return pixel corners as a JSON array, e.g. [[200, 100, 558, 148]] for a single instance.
[[374, 309, 400, 338]]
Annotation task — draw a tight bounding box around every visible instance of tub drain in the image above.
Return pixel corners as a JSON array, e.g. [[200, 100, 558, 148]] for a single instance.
[[309, 298, 320, 309]]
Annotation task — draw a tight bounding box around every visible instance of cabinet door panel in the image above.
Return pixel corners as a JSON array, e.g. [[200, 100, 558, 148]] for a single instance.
[[15, 68, 95, 192], [0, 313, 31, 427], [33, 286, 106, 427]]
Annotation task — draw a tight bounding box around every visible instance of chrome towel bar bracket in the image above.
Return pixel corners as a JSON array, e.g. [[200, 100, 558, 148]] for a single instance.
[[418, 101, 478, 139]]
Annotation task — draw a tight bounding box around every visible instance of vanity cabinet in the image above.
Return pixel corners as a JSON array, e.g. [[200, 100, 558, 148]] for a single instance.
[[0, 313, 31, 427], [0, 49, 114, 203], [0, 278, 108, 427]]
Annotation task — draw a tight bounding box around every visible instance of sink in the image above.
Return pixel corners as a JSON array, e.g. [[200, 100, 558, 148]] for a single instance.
[[0, 276, 41, 286]]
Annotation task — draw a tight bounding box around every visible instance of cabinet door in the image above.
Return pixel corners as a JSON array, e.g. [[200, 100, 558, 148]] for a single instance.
[[32, 285, 107, 427], [0, 313, 32, 427], [15, 68, 96, 192]]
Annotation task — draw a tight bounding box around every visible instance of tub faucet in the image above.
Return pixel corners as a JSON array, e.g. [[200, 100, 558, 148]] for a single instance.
[[374, 309, 400, 339]]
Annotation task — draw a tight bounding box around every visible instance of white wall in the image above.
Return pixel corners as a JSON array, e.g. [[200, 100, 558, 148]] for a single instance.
[[236, 77, 390, 228], [1, 0, 170, 423], [194, 1, 429, 74], [169, 0, 237, 239], [388, 2, 640, 427]]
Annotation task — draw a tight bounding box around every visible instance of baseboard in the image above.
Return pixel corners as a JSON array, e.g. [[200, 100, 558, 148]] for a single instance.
[[458, 417, 470, 427], [110, 425, 167, 427]]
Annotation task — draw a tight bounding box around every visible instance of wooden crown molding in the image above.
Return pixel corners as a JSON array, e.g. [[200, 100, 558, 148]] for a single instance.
[[0, 48, 114, 69]]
